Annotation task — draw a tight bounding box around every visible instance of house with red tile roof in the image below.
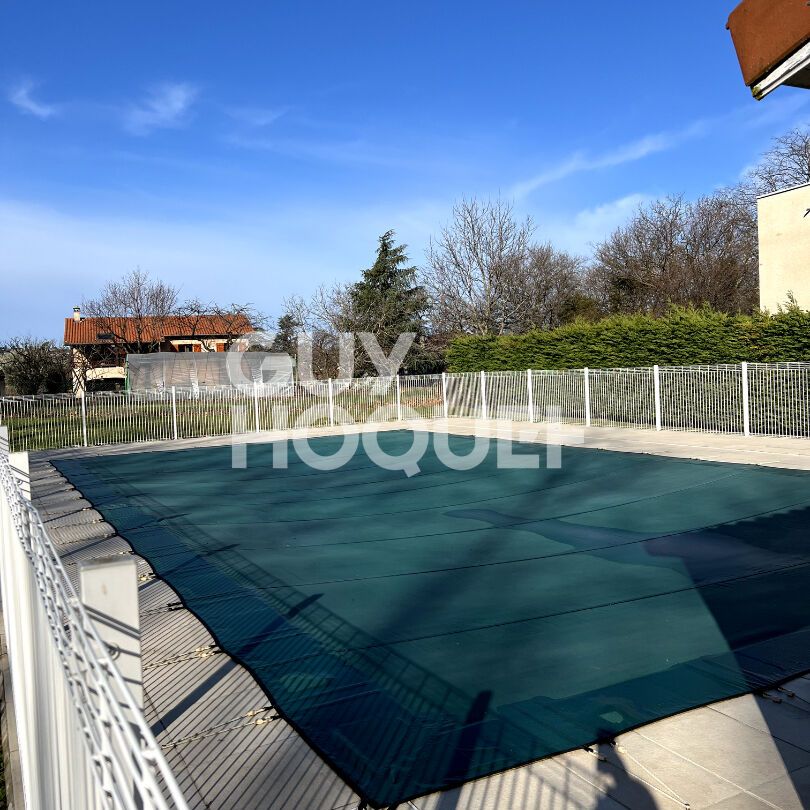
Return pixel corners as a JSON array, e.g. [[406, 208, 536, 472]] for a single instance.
[[64, 307, 253, 393]]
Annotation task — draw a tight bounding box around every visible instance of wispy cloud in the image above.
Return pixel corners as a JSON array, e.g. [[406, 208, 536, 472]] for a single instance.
[[226, 132, 441, 170], [227, 106, 287, 127], [542, 193, 651, 255], [741, 90, 810, 130], [512, 93, 810, 201], [8, 79, 59, 120], [124, 82, 199, 136], [510, 120, 709, 199]]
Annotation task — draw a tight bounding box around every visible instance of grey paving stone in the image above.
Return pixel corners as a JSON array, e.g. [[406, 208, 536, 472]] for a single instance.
[[754, 763, 810, 809], [709, 694, 810, 756], [415, 755, 630, 810], [630, 707, 810, 799]]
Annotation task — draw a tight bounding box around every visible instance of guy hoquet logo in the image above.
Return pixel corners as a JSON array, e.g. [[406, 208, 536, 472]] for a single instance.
[[226, 332, 585, 472]]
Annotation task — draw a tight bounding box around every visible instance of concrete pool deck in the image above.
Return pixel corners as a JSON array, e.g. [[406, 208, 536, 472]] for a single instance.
[[29, 421, 810, 810]]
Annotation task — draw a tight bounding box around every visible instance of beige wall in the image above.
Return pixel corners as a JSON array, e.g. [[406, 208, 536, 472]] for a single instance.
[[70, 348, 125, 394], [758, 183, 810, 311]]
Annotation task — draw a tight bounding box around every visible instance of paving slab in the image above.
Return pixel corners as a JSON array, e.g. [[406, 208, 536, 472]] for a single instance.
[[753, 764, 810, 809], [709, 695, 810, 755], [635, 707, 810, 793], [414, 755, 631, 810]]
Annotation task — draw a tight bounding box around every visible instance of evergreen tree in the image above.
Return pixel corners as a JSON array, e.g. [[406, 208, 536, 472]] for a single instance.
[[270, 313, 300, 356], [348, 230, 429, 373]]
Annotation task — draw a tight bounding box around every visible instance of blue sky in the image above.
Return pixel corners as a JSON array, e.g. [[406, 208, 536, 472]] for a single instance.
[[2, 1, 809, 342]]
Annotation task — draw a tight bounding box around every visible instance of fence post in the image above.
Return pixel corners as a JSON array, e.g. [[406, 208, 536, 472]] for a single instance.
[[253, 382, 261, 434], [9, 452, 30, 501], [583, 368, 591, 427], [171, 386, 178, 441], [395, 375, 403, 421], [327, 379, 335, 427], [742, 361, 750, 436], [80, 392, 88, 447], [441, 372, 449, 419], [527, 369, 535, 423], [653, 364, 662, 431], [480, 370, 488, 420], [79, 557, 142, 709]]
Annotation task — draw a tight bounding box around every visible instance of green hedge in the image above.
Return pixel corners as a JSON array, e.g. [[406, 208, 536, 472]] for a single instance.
[[445, 307, 810, 371]]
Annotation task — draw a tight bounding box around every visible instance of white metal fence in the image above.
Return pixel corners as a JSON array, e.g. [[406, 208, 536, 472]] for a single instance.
[[2, 362, 810, 452], [0, 431, 189, 809]]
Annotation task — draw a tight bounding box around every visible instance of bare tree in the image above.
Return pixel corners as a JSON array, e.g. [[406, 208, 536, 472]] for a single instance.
[[748, 128, 810, 194], [422, 198, 588, 336], [82, 268, 179, 354], [174, 298, 266, 349], [683, 188, 758, 308], [310, 283, 356, 336], [2, 338, 72, 395], [279, 288, 354, 378], [520, 244, 589, 330], [423, 198, 535, 336], [588, 193, 758, 315], [83, 269, 265, 364]]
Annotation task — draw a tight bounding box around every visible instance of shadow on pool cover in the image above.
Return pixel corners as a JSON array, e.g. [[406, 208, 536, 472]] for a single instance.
[[54, 432, 810, 807]]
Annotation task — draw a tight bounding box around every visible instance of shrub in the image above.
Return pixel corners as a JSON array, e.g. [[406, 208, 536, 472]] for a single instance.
[[445, 306, 810, 371]]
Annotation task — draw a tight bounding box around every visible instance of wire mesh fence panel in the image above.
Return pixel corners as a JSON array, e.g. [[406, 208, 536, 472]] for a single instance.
[[86, 392, 174, 446], [175, 387, 250, 439], [0, 394, 83, 451], [748, 363, 810, 438], [329, 377, 396, 424], [484, 372, 530, 421], [255, 382, 327, 430], [400, 375, 444, 419], [660, 365, 744, 433], [292, 380, 332, 427], [260, 380, 329, 430], [445, 372, 483, 419], [589, 368, 656, 428], [84, 393, 120, 445], [0, 445, 189, 809], [530, 370, 587, 424]]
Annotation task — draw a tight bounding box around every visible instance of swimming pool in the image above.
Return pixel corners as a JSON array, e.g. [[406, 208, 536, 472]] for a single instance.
[[55, 430, 810, 807]]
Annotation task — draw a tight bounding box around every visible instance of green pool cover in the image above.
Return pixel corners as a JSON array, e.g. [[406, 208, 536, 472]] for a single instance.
[[55, 431, 810, 807]]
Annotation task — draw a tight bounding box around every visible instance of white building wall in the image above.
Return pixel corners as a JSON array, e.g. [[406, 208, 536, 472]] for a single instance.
[[758, 182, 810, 312]]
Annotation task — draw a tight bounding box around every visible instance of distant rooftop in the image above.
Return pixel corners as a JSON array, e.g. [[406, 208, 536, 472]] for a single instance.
[[64, 313, 253, 345]]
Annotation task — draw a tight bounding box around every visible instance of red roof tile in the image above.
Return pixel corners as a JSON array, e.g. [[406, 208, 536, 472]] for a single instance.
[[64, 314, 253, 345]]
